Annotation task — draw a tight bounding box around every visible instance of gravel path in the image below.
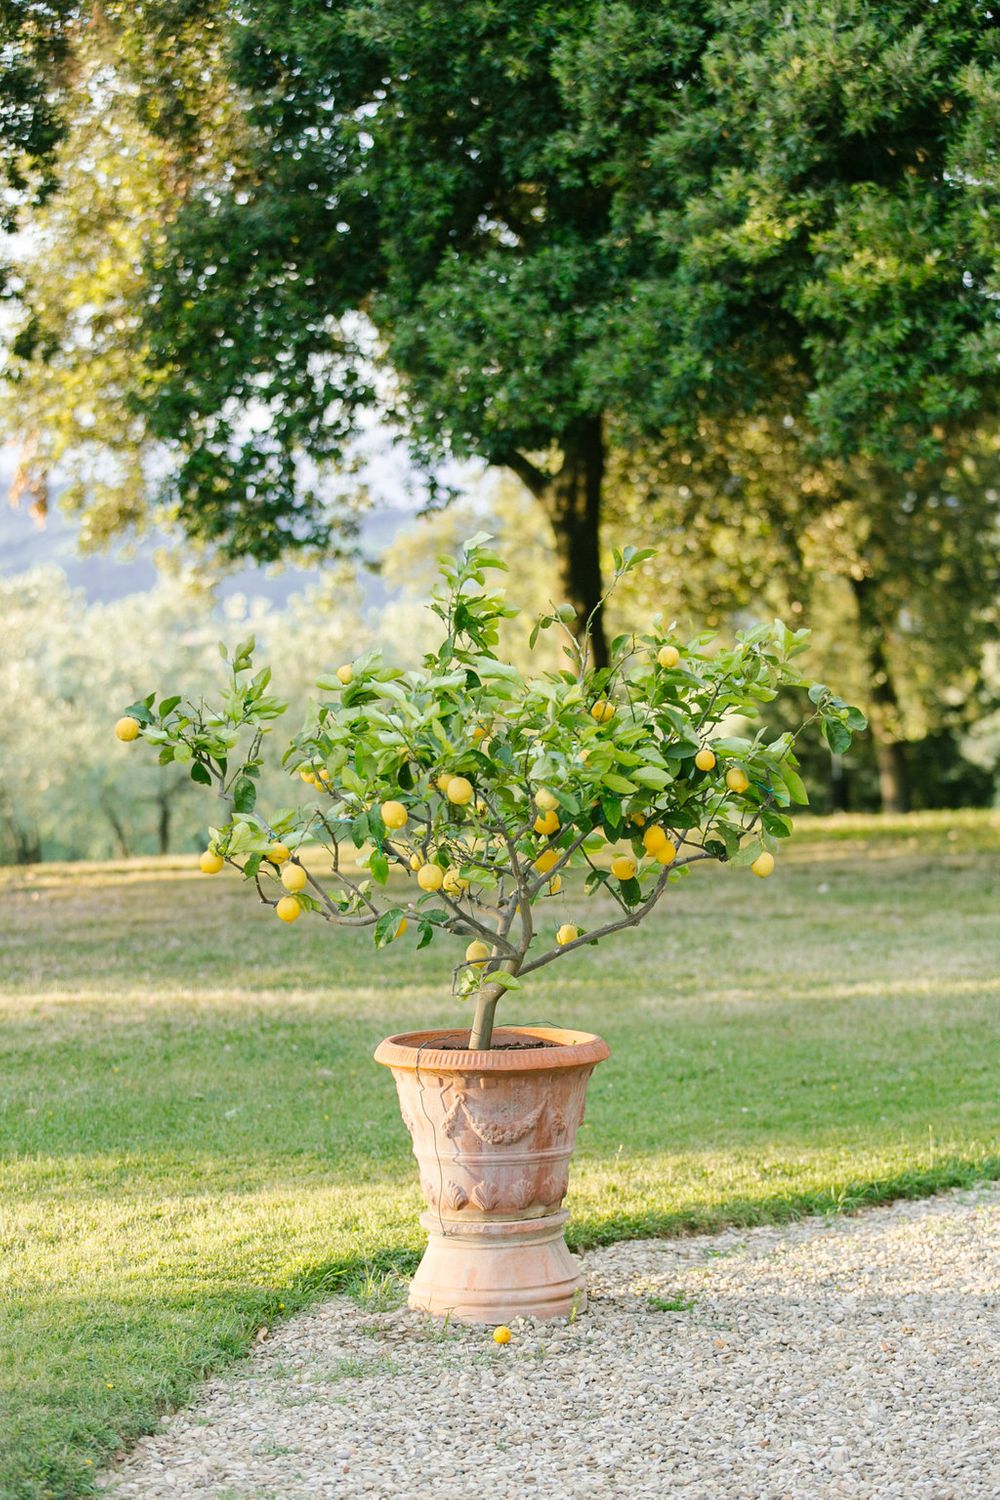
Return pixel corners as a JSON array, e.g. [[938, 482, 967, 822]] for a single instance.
[[101, 1184, 1000, 1499]]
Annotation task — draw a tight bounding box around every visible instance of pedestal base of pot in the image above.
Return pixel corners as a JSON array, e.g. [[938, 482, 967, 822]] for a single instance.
[[409, 1209, 586, 1324]]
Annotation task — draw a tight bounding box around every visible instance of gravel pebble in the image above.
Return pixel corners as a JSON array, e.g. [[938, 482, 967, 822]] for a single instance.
[[100, 1184, 1000, 1498]]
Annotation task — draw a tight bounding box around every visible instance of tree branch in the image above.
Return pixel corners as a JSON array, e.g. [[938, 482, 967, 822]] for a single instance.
[[501, 449, 551, 499]]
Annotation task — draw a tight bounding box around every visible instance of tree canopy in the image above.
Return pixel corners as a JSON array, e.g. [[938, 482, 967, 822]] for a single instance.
[[3, 1, 999, 675]]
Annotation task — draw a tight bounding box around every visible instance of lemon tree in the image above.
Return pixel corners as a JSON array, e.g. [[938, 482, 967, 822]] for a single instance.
[[118, 537, 864, 1048]]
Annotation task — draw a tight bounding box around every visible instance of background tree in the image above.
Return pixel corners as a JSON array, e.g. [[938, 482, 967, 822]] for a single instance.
[[6, 1, 996, 674], [0, 1, 75, 287], [605, 418, 1000, 811]]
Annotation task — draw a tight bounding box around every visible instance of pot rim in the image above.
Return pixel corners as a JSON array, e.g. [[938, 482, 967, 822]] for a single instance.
[[374, 1025, 610, 1074]]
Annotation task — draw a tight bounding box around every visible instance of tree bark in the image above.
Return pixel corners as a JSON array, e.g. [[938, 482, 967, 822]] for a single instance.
[[849, 576, 910, 814], [157, 790, 171, 855], [503, 416, 608, 668], [101, 796, 132, 858]]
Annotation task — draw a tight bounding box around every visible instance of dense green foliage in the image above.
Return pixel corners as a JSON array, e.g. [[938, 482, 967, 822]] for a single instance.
[[2, 814, 999, 1497], [3, 2, 997, 677], [140, 1, 998, 522], [0, 1, 74, 282]]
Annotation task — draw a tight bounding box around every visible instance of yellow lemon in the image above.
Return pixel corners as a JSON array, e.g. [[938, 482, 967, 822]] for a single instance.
[[336, 664, 353, 685], [409, 852, 424, 871], [267, 842, 291, 864], [281, 862, 308, 893], [591, 700, 615, 724], [642, 825, 668, 856], [654, 838, 678, 865], [114, 716, 140, 742], [611, 855, 637, 881], [275, 895, 301, 923], [630, 811, 646, 827], [534, 787, 558, 812], [317, 768, 331, 783], [556, 923, 579, 946], [533, 848, 559, 875], [465, 940, 491, 967], [199, 850, 224, 875], [657, 644, 680, 669], [726, 768, 749, 794], [695, 748, 717, 772], [533, 809, 559, 836], [299, 768, 315, 784], [417, 863, 444, 892], [493, 1325, 512, 1345], [446, 776, 474, 806], [548, 874, 563, 895], [435, 772, 454, 793], [471, 725, 487, 742], [381, 800, 408, 830], [751, 851, 775, 879], [443, 867, 468, 895]]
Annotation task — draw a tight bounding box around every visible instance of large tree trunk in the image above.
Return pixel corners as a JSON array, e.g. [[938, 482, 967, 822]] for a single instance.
[[544, 417, 607, 668], [503, 416, 608, 668], [850, 577, 910, 814], [873, 733, 910, 815]]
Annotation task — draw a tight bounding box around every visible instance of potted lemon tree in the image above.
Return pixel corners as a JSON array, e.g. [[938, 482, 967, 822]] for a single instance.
[[116, 537, 864, 1322]]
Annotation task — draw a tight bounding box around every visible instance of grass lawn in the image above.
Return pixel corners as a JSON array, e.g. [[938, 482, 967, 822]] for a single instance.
[[1, 808, 999, 1498]]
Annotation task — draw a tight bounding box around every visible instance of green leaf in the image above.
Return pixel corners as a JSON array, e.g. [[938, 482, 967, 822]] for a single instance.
[[190, 761, 212, 786], [603, 772, 638, 794], [369, 850, 390, 885], [158, 695, 181, 717], [782, 767, 809, 805], [822, 718, 853, 755], [233, 777, 257, 813], [373, 908, 406, 948]]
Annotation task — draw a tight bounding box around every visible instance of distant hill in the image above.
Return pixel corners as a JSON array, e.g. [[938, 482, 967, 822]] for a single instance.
[[0, 459, 414, 606]]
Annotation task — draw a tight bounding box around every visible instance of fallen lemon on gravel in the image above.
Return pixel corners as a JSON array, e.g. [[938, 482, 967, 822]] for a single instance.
[[493, 1326, 512, 1345], [657, 645, 680, 669], [281, 863, 308, 893], [751, 851, 775, 878], [276, 895, 302, 922], [726, 768, 749, 794], [417, 864, 444, 892], [381, 800, 408, 830], [115, 716, 140, 742], [611, 855, 637, 881], [199, 850, 224, 875], [695, 748, 716, 772]]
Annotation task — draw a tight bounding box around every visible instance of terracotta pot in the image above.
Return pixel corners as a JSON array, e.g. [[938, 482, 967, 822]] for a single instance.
[[374, 1025, 610, 1324]]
